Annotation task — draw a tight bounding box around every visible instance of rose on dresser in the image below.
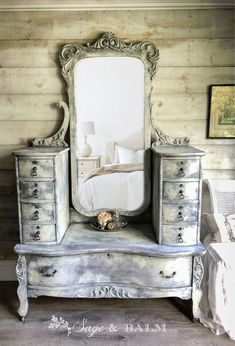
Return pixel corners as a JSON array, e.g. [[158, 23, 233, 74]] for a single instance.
[[97, 211, 112, 230]]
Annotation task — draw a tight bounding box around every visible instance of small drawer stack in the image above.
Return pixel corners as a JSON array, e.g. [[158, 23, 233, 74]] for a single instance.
[[14, 148, 69, 245], [77, 156, 100, 179], [152, 146, 205, 246]]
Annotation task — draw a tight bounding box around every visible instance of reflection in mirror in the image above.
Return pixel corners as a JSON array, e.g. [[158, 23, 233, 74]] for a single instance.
[[74, 57, 145, 212]]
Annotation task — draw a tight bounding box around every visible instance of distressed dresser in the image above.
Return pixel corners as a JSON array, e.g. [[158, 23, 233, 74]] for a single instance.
[[14, 148, 69, 245], [13, 32, 206, 323], [13, 144, 206, 322]]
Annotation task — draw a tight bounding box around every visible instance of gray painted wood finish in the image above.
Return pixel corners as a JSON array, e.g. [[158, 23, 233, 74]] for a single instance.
[[14, 222, 205, 319], [15, 222, 205, 257], [12, 144, 207, 323], [152, 145, 205, 247], [151, 145, 206, 319], [14, 148, 69, 245], [27, 254, 193, 288]]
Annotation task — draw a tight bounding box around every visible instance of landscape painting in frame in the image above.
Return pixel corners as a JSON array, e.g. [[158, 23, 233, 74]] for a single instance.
[[208, 85, 235, 138]]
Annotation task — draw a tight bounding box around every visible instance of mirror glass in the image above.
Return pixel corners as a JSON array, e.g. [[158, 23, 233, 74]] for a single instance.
[[74, 56, 146, 213]]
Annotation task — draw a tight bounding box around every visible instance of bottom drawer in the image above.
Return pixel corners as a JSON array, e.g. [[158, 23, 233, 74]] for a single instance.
[[22, 224, 56, 243], [162, 224, 198, 246], [27, 253, 192, 288]]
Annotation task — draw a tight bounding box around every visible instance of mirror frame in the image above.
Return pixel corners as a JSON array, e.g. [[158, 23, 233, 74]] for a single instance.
[[59, 32, 159, 217]]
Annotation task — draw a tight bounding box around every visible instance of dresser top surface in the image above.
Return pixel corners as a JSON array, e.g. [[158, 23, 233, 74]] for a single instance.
[[14, 223, 205, 257], [77, 156, 100, 160], [152, 145, 205, 157], [13, 147, 69, 157]]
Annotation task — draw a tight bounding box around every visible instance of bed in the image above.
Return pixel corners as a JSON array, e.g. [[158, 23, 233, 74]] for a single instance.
[[78, 163, 144, 211]]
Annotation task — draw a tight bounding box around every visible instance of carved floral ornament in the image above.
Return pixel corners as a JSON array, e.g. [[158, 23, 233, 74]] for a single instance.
[[16, 255, 26, 284], [60, 32, 159, 81], [193, 256, 204, 289], [89, 285, 133, 298], [32, 32, 190, 147]]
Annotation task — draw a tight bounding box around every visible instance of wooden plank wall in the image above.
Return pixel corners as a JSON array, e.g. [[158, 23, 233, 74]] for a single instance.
[[0, 9, 234, 262]]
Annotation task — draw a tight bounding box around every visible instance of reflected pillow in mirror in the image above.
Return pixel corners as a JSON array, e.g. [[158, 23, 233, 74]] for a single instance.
[[203, 213, 235, 242], [117, 145, 144, 164]]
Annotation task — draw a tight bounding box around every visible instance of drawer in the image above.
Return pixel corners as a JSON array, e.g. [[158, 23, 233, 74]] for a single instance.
[[27, 253, 192, 288], [78, 160, 97, 170], [22, 224, 56, 243], [18, 158, 54, 178], [78, 170, 89, 178], [162, 203, 198, 223], [21, 202, 55, 223], [163, 182, 199, 202], [163, 159, 200, 180], [19, 181, 54, 201], [162, 224, 198, 246]]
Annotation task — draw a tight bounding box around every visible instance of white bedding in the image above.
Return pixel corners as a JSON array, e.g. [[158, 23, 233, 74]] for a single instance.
[[199, 235, 235, 340], [78, 170, 144, 211]]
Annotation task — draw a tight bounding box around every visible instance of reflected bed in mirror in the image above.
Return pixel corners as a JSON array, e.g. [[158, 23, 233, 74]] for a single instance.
[[75, 57, 145, 212], [60, 32, 158, 217]]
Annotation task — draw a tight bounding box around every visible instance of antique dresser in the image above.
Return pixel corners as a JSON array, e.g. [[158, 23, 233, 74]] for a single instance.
[[13, 33, 205, 321]]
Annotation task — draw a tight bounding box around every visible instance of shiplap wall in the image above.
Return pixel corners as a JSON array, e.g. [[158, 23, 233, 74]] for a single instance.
[[0, 9, 234, 263]]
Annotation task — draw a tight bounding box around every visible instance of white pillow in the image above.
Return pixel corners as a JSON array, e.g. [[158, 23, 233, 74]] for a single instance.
[[203, 213, 235, 242], [117, 145, 144, 164]]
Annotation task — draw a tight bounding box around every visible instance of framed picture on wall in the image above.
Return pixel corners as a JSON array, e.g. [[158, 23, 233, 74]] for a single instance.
[[208, 85, 235, 138]]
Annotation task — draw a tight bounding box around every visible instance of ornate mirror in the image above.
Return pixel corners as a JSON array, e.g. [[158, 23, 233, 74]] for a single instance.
[[58, 32, 159, 216]]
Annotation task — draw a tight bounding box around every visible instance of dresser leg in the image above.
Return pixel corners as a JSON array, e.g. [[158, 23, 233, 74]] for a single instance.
[[16, 255, 28, 321], [192, 256, 204, 320]]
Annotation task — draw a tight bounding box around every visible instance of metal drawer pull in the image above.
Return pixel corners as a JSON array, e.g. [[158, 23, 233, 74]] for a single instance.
[[32, 189, 39, 199], [34, 230, 41, 240], [160, 270, 176, 279], [32, 210, 39, 220], [178, 211, 184, 221], [40, 268, 57, 277], [177, 167, 185, 177], [177, 233, 183, 243], [178, 190, 184, 199], [31, 166, 37, 176]]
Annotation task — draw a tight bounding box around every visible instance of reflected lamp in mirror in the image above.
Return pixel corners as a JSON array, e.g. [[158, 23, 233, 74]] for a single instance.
[[79, 121, 95, 157]]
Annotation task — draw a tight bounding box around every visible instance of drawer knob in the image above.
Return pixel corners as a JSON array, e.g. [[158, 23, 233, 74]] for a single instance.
[[31, 166, 38, 177], [164, 192, 169, 199], [178, 190, 184, 199], [177, 233, 183, 243], [178, 211, 184, 221], [32, 210, 39, 220], [40, 268, 57, 277], [177, 167, 185, 177], [34, 230, 41, 240], [32, 189, 39, 199], [159, 270, 176, 279]]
